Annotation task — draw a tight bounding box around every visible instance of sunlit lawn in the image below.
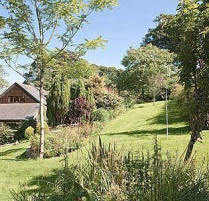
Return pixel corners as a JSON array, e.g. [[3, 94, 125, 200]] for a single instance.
[[101, 101, 209, 161]]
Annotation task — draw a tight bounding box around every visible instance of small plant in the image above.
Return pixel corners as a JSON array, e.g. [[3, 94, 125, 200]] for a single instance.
[[93, 108, 110, 122], [16, 117, 36, 141], [24, 126, 34, 139], [36, 122, 49, 134], [124, 97, 135, 108], [0, 125, 15, 145]]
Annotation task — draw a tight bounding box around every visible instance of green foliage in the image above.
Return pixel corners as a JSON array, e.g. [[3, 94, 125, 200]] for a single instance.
[[120, 44, 176, 102], [0, 125, 15, 145], [78, 79, 86, 98], [86, 73, 123, 110], [55, 55, 95, 80], [96, 91, 123, 110], [47, 74, 70, 126], [13, 138, 209, 200], [16, 118, 37, 141], [124, 97, 135, 108], [142, 14, 177, 52], [70, 79, 88, 100], [93, 64, 123, 89], [0, 0, 118, 76], [29, 127, 84, 158], [86, 88, 96, 106], [0, 0, 118, 158], [93, 108, 110, 122], [0, 65, 9, 92], [24, 126, 34, 140], [160, 0, 209, 160], [36, 122, 49, 135]]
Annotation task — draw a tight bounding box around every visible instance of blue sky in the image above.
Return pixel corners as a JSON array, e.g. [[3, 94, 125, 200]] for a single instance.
[[4, 0, 179, 84]]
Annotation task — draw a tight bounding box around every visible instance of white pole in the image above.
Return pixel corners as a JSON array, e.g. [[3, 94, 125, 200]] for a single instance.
[[166, 87, 169, 138]]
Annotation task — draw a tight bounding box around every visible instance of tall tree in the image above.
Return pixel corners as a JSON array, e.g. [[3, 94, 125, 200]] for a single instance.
[[121, 44, 176, 102], [47, 73, 70, 126], [24, 52, 95, 90], [142, 14, 176, 52], [161, 0, 209, 161], [0, 0, 118, 158]]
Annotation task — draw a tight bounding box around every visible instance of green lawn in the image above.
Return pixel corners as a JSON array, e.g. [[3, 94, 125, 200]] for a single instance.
[[1, 101, 209, 200], [101, 101, 209, 159]]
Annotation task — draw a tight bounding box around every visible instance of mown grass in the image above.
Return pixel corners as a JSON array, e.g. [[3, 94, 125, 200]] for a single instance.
[[101, 101, 209, 160], [0, 101, 209, 200]]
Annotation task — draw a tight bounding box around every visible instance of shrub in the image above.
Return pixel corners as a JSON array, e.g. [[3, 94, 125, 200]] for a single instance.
[[124, 97, 135, 108], [93, 108, 110, 122], [16, 117, 36, 141], [24, 126, 34, 139], [96, 92, 123, 110], [86, 73, 124, 110], [0, 125, 15, 145], [68, 96, 95, 124], [29, 127, 83, 158], [36, 122, 50, 134]]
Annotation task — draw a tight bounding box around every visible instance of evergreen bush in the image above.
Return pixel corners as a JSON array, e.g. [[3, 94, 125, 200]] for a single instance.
[[0, 125, 15, 145], [24, 126, 34, 139]]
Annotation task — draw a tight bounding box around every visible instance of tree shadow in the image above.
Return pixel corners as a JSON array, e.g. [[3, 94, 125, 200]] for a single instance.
[[105, 126, 189, 137], [0, 148, 25, 157], [0, 147, 30, 161], [150, 101, 187, 126], [12, 169, 62, 196], [134, 105, 144, 109]]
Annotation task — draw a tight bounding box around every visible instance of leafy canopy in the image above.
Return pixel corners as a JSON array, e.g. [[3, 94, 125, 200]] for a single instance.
[[120, 44, 176, 100]]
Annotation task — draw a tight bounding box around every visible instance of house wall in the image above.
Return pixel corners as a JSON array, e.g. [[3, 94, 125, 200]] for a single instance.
[[0, 85, 37, 104]]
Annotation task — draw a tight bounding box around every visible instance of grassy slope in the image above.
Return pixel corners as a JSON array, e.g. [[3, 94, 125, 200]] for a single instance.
[[0, 101, 209, 200], [101, 101, 209, 159]]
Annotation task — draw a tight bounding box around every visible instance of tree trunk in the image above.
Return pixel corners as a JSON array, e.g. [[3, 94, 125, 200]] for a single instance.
[[39, 76, 45, 159], [184, 131, 199, 162]]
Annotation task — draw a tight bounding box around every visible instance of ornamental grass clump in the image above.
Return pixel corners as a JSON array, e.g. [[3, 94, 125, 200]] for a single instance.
[[12, 137, 209, 201]]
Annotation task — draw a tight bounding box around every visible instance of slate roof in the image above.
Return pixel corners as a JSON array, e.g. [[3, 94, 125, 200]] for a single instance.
[[17, 83, 41, 102], [0, 103, 39, 121]]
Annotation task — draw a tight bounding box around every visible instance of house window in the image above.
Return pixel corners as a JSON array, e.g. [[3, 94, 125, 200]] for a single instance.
[[8, 96, 25, 103]]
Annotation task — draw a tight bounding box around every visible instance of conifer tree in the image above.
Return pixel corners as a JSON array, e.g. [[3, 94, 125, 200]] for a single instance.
[[47, 74, 70, 126]]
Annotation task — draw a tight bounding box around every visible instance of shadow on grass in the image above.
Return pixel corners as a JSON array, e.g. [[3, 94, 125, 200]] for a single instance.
[[0, 147, 30, 161], [11, 169, 62, 197], [134, 105, 144, 109], [150, 101, 187, 126], [105, 126, 190, 137], [0, 148, 25, 157]]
